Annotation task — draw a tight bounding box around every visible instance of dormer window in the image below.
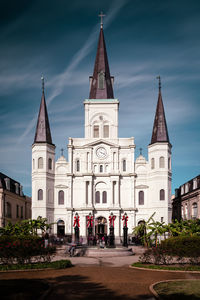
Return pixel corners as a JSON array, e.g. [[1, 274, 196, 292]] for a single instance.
[[98, 71, 105, 89], [5, 178, 10, 190]]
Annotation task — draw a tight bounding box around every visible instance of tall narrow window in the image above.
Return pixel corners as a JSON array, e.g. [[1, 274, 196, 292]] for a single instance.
[[192, 203, 198, 219], [76, 160, 80, 172], [102, 191, 107, 203], [159, 156, 165, 168], [48, 158, 52, 170], [95, 191, 100, 204], [100, 165, 103, 173], [168, 157, 171, 169], [151, 158, 155, 169], [123, 159, 126, 172], [16, 205, 19, 218], [58, 190, 64, 205], [160, 189, 165, 201], [103, 125, 109, 138], [86, 181, 89, 205], [185, 204, 188, 219], [93, 125, 99, 138], [139, 191, 144, 205], [38, 157, 43, 169], [21, 206, 23, 219], [38, 189, 43, 200], [33, 159, 35, 169], [6, 202, 11, 218], [98, 71, 105, 89]]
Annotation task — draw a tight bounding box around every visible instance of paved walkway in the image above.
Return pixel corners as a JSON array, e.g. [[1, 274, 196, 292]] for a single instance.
[[1, 246, 200, 299]]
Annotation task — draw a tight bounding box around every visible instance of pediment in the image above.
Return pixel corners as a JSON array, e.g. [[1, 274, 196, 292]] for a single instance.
[[83, 139, 119, 148], [135, 184, 149, 189]]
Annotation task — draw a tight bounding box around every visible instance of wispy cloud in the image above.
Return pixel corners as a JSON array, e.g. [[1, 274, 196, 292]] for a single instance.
[[17, 0, 130, 143]]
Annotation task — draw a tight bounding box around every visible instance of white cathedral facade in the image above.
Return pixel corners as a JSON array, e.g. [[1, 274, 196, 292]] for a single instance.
[[32, 23, 172, 241]]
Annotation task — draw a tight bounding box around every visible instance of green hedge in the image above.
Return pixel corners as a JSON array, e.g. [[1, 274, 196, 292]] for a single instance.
[[160, 236, 200, 258], [0, 235, 56, 264]]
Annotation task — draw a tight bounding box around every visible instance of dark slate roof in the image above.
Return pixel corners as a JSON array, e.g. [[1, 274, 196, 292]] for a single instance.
[[34, 91, 53, 145], [0, 172, 24, 196], [89, 27, 114, 99], [150, 89, 170, 145]]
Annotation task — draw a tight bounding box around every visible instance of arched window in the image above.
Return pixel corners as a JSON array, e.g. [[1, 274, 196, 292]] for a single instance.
[[95, 191, 100, 204], [76, 160, 80, 172], [58, 190, 64, 205], [93, 125, 99, 138], [38, 157, 43, 169], [98, 71, 105, 89], [123, 159, 126, 172], [151, 158, 155, 169], [33, 159, 35, 169], [185, 204, 188, 219], [159, 157, 165, 168], [192, 203, 198, 219], [48, 158, 52, 170], [139, 191, 144, 205], [38, 189, 43, 200], [168, 157, 171, 169], [102, 191, 107, 203], [160, 189, 165, 201], [103, 125, 109, 138], [6, 202, 12, 218], [100, 165, 103, 173]]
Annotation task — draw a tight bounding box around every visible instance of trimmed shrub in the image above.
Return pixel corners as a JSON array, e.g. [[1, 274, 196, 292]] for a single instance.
[[0, 235, 56, 265], [160, 236, 200, 259]]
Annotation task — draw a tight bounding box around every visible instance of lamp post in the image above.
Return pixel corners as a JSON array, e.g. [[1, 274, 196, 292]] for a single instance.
[[109, 212, 116, 248], [122, 212, 128, 247], [87, 212, 93, 245], [73, 212, 80, 244]]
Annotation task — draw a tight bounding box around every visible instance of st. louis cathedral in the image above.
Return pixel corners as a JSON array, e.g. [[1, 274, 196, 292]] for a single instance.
[[32, 19, 172, 240]]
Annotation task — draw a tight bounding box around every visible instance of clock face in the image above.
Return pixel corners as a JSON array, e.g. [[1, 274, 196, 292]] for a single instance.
[[96, 147, 107, 159]]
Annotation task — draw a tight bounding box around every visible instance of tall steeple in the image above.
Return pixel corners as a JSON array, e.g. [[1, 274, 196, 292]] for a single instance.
[[89, 13, 114, 99], [150, 76, 170, 145], [34, 77, 53, 145]]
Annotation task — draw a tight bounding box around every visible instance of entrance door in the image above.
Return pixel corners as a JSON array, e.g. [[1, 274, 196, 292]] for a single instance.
[[57, 220, 65, 236], [95, 217, 107, 239]]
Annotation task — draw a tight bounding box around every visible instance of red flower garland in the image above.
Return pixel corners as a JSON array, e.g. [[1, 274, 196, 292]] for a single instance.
[[73, 215, 80, 227]]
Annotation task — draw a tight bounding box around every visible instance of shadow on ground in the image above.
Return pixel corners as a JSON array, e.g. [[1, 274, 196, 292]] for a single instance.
[[1, 279, 49, 300], [47, 274, 152, 300], [1, 275, 152, 300]]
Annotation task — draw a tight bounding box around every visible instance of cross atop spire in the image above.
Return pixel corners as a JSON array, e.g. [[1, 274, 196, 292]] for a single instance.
[[60, 148, 64, 156], [41, 75, 45, 94], [139, 148, 143, 155], [156, 75, 161, 92], [99, 11, 105, 28]]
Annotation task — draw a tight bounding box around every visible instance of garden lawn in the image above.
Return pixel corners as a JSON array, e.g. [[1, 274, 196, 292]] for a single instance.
[[154, 280, 200, 299], [132, 262, 200, 271]]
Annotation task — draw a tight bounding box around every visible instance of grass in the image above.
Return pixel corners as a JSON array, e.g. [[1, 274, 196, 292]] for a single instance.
[[154, 280, 200, 299], [0, 259, 72, 271], [132, 262, 200, 271]]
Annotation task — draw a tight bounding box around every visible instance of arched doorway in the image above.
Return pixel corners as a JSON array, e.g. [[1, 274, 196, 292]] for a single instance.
[[95, 216, 107, 239], [57, 220, 65, 236]]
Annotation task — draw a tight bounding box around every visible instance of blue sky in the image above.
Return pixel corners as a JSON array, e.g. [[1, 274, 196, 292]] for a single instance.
[[0, 0, 199, 196]]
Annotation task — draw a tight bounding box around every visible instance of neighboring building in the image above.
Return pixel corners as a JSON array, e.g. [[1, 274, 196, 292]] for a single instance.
[[0, 172, 31, 227], [32, 20, 172, 240], [172, 175, 200, 221]]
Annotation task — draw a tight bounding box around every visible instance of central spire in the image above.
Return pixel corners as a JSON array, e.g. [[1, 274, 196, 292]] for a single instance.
[[89, 14, 114, 99]]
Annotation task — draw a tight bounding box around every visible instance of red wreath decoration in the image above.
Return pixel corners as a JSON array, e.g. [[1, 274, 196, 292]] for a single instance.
[[109, 215, 116, 227], [86, 215, 93, 228], [122, 215, 128, 227], [73, 215, 80, 227]]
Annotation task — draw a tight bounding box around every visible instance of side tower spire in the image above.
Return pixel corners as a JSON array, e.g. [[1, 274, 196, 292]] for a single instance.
[[34, 76, 53, 145], [89, 13, 114, 99], [150, 76, 170, 145]]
